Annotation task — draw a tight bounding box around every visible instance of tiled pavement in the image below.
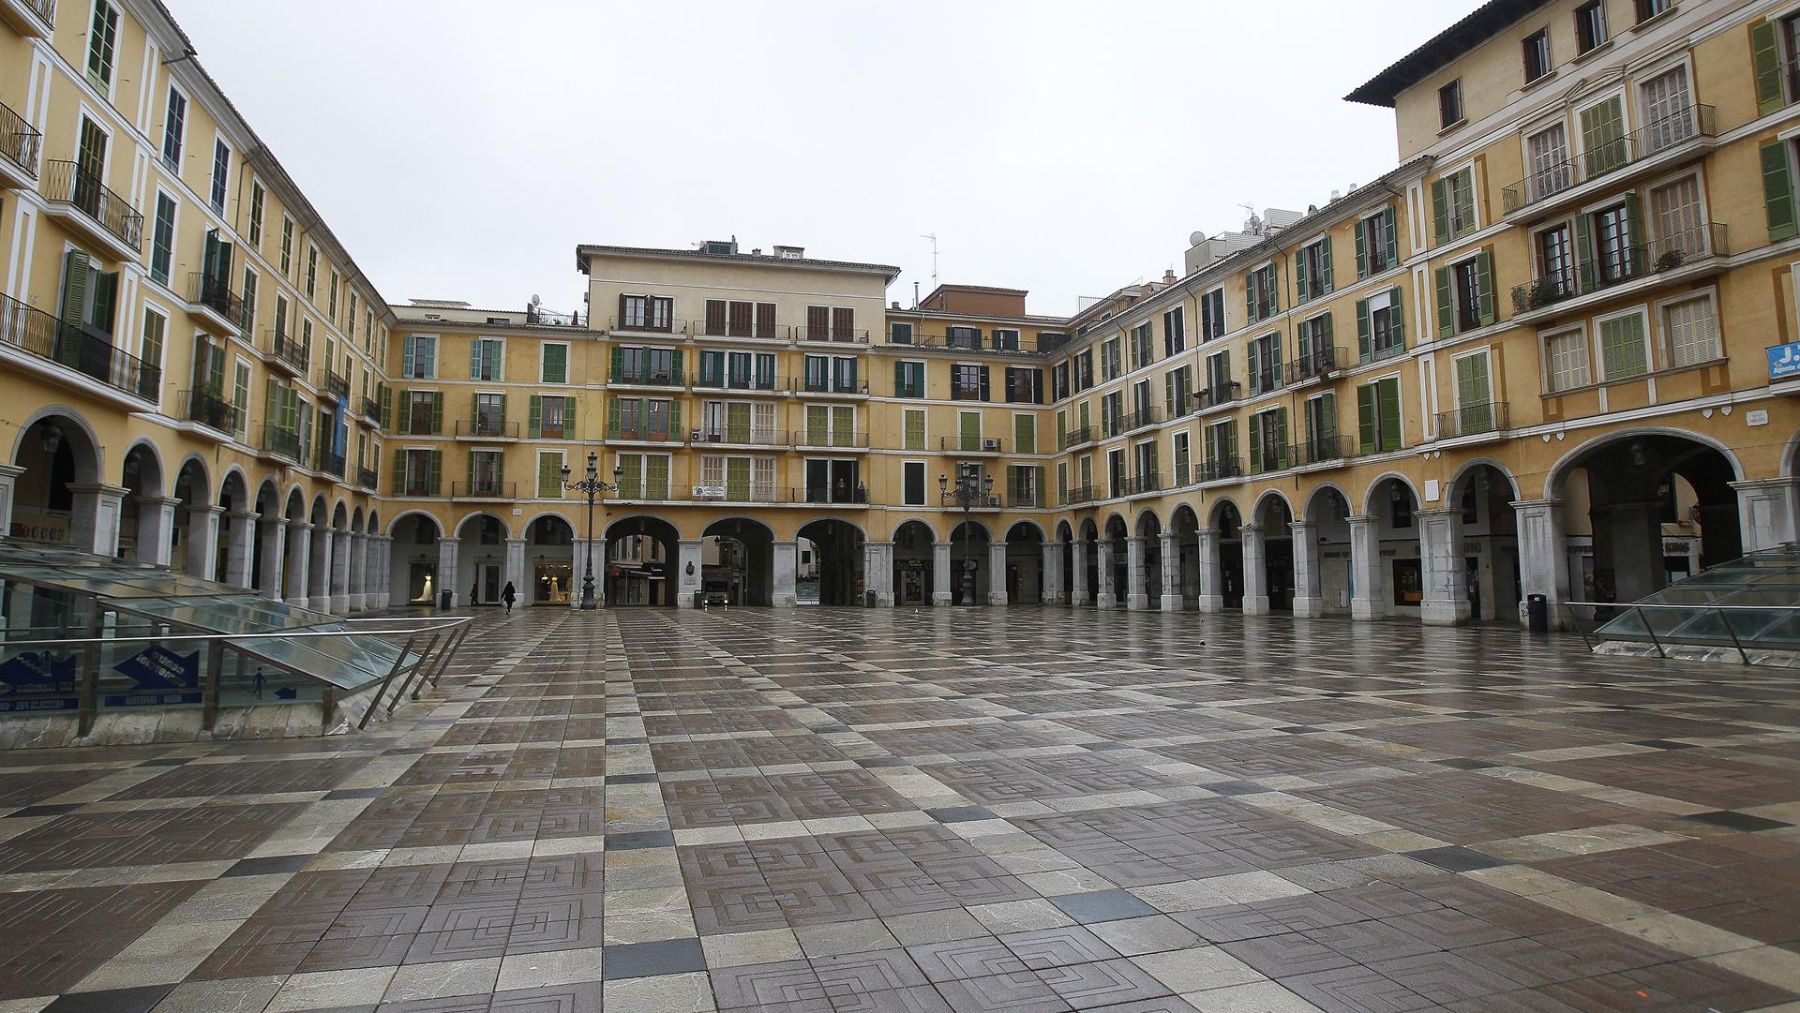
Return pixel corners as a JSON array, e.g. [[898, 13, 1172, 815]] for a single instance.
[[0, 609, 1796, 1011]]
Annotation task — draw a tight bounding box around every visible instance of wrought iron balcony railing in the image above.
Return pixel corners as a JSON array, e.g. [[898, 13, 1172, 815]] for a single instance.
[[1197, 457, 1243, 483], [0, 291, 158, 399], [181, 388, 240, 433], [1286, 346, 1345, 385], [0, 99, 41, 177], [1501, 104, 1716, 214], [1511, 224, 1728, 315], [1290, 435, 1353, 467], [1436, 401, 1511, 440], [43, 160, 143, 250]]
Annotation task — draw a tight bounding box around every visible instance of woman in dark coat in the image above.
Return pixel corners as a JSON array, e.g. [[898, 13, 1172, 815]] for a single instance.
[[501, 581, 516, 614]]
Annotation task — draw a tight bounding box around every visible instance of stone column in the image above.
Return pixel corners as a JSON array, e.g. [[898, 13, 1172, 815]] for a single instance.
[[503, 537, 526, 608], [1513, 499, 1567, 630], [262, 518, 289, 601], [68, 483, 126, 556], [327, 529, 350, 613], [224, 511, 257, 589], [863, 541, 894, 606], [1069, 540, 1088, 606], [1041, 542, 1064, 605], [1604, 501, 1665, 603], [1348, 514, 1383, 620], [375, 536, 394, 607], [1733, 478, 1799, 552], [772, 540, 798, 607], [184, 504, 223, 581], [1125, 536, 1148, 610], [931, 541, 953, 606], [0, 464, 20, 539], [1418, 508, 1470, 626], [1290, 520, 1324, 617], [286, 521, 312, 607], [1159, 533, 1182, 610], [436, 537, 459, 609], [347, 533, 368, 610], [1095, 541, 1116, 609], [676, 539, 704, 608], [137, 496, 179, 566], [1197, 527, 1224, 613], [1241, 523, 1269, 615], [986, 541, 1008, 606], [312, 524, 336, 613]]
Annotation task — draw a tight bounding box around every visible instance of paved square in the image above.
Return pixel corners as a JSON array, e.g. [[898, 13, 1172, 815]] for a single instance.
[[0, 606, 1797, 1011]]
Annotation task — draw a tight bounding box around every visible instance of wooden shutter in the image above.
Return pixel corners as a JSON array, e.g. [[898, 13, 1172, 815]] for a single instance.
[[564, 396, 576, 436], [705, 299, 727, 335], [1294, 252, 1309, 301], [755, 302, 776, 338], [606, 397, 621, 438], [1318, 391, 1338, 445], [429, 392, 444, 433], [1319, 238, 1333, 293], [528, 395, 542, 438], [1378, 380, 1401, 451], [1431, 177, 1449, 247], [831, 307, 854, 340], [979, 366, 991, 402], [609, 346, 624, 379], [1753, 22, 1785, 116], [1248, 414, 1262, 473], [1357, 385, 1376, 454], [893, 361, 906, 397], [1434, 267, 1455, 337], [428, 450, 442, 496], [1475, 249, 1496, 326], [1764, 139, 1797, 242], [807, 305, 829, 340], [670, 349, 684, 383], [469, 340, 482, 378], [1384, 208, 1398, 265], [1354, 218, 1368, 278], [1274, 408, 1289, 469], [1388, 288, 1406, 349], [616, 293, 628, 327], [379, 385, 391, 428], [392, 447, 405, 495], [728, 301, 752, 337], [1014, 413, 1033, 454], [59, 251, 90, 327]]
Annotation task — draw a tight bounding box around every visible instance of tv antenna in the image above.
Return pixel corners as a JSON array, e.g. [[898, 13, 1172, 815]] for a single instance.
[[920, 233, 939, 291]]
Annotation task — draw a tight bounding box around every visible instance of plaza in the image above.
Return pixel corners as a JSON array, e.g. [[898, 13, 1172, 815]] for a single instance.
[[0, 606, 1794, 1011]]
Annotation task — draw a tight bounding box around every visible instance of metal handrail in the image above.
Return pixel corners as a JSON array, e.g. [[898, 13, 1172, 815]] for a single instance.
[[42, 160, 144, 248], [0, 616, 474, 648], [0, 99, 42, 176], [1501, 104, 1717, 214], [1562, 600, 1800, 667]]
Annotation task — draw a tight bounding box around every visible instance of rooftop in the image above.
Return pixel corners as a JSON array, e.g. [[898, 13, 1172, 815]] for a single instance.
[[1344, 0, 1550, 107], [576, 244, 902, 282]]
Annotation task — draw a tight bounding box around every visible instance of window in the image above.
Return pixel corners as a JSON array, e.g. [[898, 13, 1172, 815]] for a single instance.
[[1162, 306, 1185, 356], [1297, 313, 1335, 375], [890, 321, 914, 345], [1007, 464, 1042, 507], [537, 451, 566, 498], [1640, 67, 1695, 154], [1073, 349, 1094, 391], [947, 325, 981, 350], [894, 360, 925, 398], [1101, 391, 1124, 437], [1635, 0, 1672, 25], [1171, 431, 1191, 487], [1303, 393, 1339, 457], [903, 461, 926, 506], [1248, 333, 1283, 396], [1107, 449, 1126, 497], [1356, 377, 1403, 454], [86, 0, 119, 88], [1523, 28, 1552, 82], [149, 192, 176, 285], [952, 363, 989, 401], [1452, 351, 1496, 433], [1576, 1, 1607, 53], [1297, 237, 1332, 301], [470, 338, 503, 381], [1133, 441, 1158, 487], [1542, 326, 1590, 393], [1536, 224, 1576, 299], [405, 390, 443, 435], [958, 410, 983, 451], [1204, 350, 1233, 402], [1591, 199, 1639, 285], [1761, 138, 1799, 242], [1100, 338, 1122, 380], [1754, 13, 1800, 114], [1245, 264, 1278, 322], [1579, 95, 1627, 177], [210, 138, 230, 214], [532, 394, 575, 439], [1004, 367, 1042, 404], [619, 294, 674, 331], [279, 217, 294, 274], [1249, 407, 1288, 473], [1163, 365, 1192, 417], [1439, 79, 1463, 128], [541, 343, 569, 383], [1051, 361, 1070, 401], [1598, 311, 1651, 380], [1661, 293, 1719, 367], [1200, 287, 1226, 340], [1434, 250, 1495, 337], [1014, 413, 1036, 454], [1526, 124, 1573, 202], [1203, 420, 1238, 478], [402, 335, 437, 379], [1129, 323, 1153, 369], [140, 309, 166, 399], [993, 328, 1020, 351], [230, 361, 249, 437], [161, 88, 186, 170], [1432, 166, 1477, 244], [305, 246, 318, 299], [1131, 378, 1153, 420], [240, 267, 257, 332], [327, 272, 339, 319], [58, 251, 119, 340], [1650, 175, 1704, 261], [399, 449, 440, 497], [903, 409, 926, 451], [802, 404, 858, 448], [248, 182, 264, 245]]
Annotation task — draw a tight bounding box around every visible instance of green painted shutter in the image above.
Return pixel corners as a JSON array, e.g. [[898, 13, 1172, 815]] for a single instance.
[[564, 396, 576, 436], [1434, 267, 1454, 337], [1274, 407, 1289, 469], [904, 409, 924, 450], [1319, 238, 1333, 294], [1248, 414, 1263, 473], [379, 386, 391, 428], [1319, 391, 1337, 444], [1431, 178, 1449, 246], [1384, 208, 1398, 265], [528, 395, 542, 438], [607, 397, 621, 438], [1354, 218, 1368, 277], [392, 447, 405, 494], [960, 410, 980, 451], [1389, 288, 1405, 349], [429, 392, 443, 433], [1475, 249, 1496, 326], [646, 455, 669, 499], [401, 336, 415, 377], [726, 457, 750, 500], [670, 349, 684, 384], [428, 450, 442, 496], [1014, 413, 1034, 454], [669, 400, 681, 434], [469, 340, 481, 378], [1245, 278, 1256, 323], [1294, 252, 1308, 301], [806, 405, 827, 445], [609, 346, 623, 380], [465, 448, 476, 491], [1764, 139, 1797, 242], [1456, 354, 1493, 432], [469, 391, 480, 430], [1377, 380, 1401, 451], [619, 454, 642, 498], [1357, 384, 1376, 454], [727, 402, 751, 442], [59, 251, 90, 327], [1356, 298, 1371, 362], [893, 361, 905, 396], [832, 405, 854, 447], [1754, 22, 1785, 116]]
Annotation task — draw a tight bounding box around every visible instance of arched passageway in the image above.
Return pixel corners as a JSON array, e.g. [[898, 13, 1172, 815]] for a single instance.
[[1003, 523, 1044, 605], [1103, 515, 1128, 608], [11, 415, 105, 552], [389, 513, 443, 606], [608, 515, 681, 606], [1132, 512, 1161, 610], [1252, 495, 1295, 613], [1299, 487, 1353, 616], [948, 520, 992, 605], [1169, 506, 1200, 610], [893, 521, 936, 606], [456, 513, 509, 607], [1452, 465, 1522, 623], [526, 515, 576, 606], [1355, 477, 1421, 620], [120, 443, 167, 564], [1209, 501, 1245, 611], [797, 519, 865, 605]]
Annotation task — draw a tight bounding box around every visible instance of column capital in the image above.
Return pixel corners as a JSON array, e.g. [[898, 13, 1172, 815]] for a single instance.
[[1415, 507, 1460, 519], [140, 495, 182, 508], [505, 537, 527, 546], [0, 464, 24, 479], [226, 509, 257, 522], [67, 482, 128, 497], [1510, 498, 1563, 509], [1730, 477, 1800, 492], [189, 503, 227, 517]]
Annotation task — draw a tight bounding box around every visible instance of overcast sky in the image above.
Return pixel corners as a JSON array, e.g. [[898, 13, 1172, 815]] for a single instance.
[[171, 1, 1458, 320]]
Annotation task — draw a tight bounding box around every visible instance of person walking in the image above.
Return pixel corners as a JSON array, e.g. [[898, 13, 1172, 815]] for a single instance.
[[501, 581, 516, 614]]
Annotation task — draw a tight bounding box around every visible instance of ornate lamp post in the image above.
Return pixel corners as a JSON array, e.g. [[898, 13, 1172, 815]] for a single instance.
[[939, 464, 994, 605], [561, 451, 621, 611]]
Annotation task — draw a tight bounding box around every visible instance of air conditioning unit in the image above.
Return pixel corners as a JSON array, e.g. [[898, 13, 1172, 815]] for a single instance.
[[690, 429, 702, 443], [982, 439, 1001, 452]]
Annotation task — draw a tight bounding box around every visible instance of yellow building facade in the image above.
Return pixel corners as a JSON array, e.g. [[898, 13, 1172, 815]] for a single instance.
[[4, 0, 1800, 629]]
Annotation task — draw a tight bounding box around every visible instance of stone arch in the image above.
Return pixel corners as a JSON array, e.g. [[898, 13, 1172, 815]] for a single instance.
[[798, 518, 867, 606], [1302, 482, 1354, 523], [455, 511, 511, 606], [173, 457, 214, 579], [1545, 426, 1746, 500], [120, 440, 168, 564], [892, 519, 937, 605], [1251, 491, 1296, 613], [1360, 472, 1420, 516], [1207, 496, 1242, 531], [11, 407, 103, 486], [524, 513, 578, 606], [1002, 520, 1046, 605], [700, 516, 775, 606], [1446, 457, 1521, 502], [1169, 504, 1201, 609], [389, 512, 445, 606], [947, 518, 993, 605], [1449, 462, 1523, 623]]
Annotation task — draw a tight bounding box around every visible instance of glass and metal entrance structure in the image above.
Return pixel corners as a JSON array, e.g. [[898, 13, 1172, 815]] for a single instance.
[[1566, 543, 1800, 663]]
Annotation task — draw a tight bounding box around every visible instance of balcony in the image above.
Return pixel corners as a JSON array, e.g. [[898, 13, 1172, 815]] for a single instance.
[[0, 100, 41, 189], [793, 430, 869, 449], [1063, 425, 1095, 449], [1435, 401, 1510, 442], [690, 428, 787, 448], [1196, 382, 1242, 413], [1510, 224, 1728, 319], [793, 485, 870, 505], [0, 0, 54, 36], [268, 330, 309, 375], [606, 316, 687, 336], [1500, 105, 1716, 221], [323, 369, 350, 400], [606, 425, 682, 443], [452, 480, 515, 501], [609, 366, 684, 387], [1197, 457, 1243, 484], [1122, 473, 1161, 497], [1117, 408, 1161, 434], [260, 424, 302, 464], [696, 320, 788, 342], [1287, 346, 1345, 387], [941, 435, 1005, 455], [357, 466, 379, 491], [181, 388, 241, 435], [686, 483, 780, 505], [1247, 370, 1284, 399], [41, 161, 143, 260], [793, 376, 864, 396], [187, 273, 242, 336], [1290, 435, 1353, 468], [1009, 489, 1044, 508], [361, 395, 381, 421], [399, 411, 439, 437], [456, 418, 519, 440], [1064, 485, 1097, 506], [797, 325, 868, 344], [316, 448, 346, 479], [0, 292, 158, 401], [693, 373, 783, 393]]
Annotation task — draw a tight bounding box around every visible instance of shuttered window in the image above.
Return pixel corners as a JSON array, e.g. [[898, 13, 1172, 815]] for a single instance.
[[1544, 327, 1591, 392], [1662, 295, 1720, 367], [1598, 312, 1650, 380]]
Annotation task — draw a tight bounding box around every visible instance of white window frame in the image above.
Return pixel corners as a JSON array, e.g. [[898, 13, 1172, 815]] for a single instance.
[[160, 81, 189, 173], [1593, 305, 1654, 381], [470, 336, 505, 382], [902, 407, 927, 451], [1654, 287, 1722, 368], [536, 449, 567, 498], [1440, 160, 1481, 237], [1012, 411, 1036, 453], [147, 185, 178, 288], [85, 0, 121, 98], [1539, 323, 1591, 393], [540, 341, 571, 383], [404, 334, 439, 380], [1449, 346, 1496, 410], [1573, 87, 1631, 175], [208, 132, 232, 214], [1360, 206, 1396, 273], [1170, 428, 1191, 486], [1201, 285, 1227, 340], [902, 459, 928, 506]]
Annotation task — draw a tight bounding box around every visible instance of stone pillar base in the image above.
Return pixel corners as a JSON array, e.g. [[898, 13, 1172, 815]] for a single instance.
[[931, 592, 952, 607], [1126, 593, 1149, 610], [1096, 596, 1117, 610], [331, 594, 351, 614], [347, 594, 366, 612], [774, 594, 797, 608], [1242, 596, 1271, 616], [985, 592, 1007, 606], [286, 596, 310, 610], [1197, 594, 1224, 613], [1421, 599, 1472, 626], [872, 591, 894, 607], [1350, 597, 1382, 621], [310, 596, 335, 614], [1159, 594, 1184, 611], [1291, 595, 1326, 618]]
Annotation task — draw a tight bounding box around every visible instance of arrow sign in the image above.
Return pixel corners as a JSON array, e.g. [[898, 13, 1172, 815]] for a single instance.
[[113, 645, 200, 691]]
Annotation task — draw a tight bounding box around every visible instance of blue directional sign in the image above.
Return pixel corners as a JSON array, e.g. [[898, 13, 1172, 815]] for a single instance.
[[0, 651, 80, 712], [1768, 342, 1800, 381], [105, 645, 201, 708]]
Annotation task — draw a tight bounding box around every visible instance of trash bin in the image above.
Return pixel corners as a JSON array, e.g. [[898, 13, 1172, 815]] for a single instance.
[[439, 589, 453, 610], [694, 590, 704, 609], [1526, 593, 1549, 634], [866, 590, 877, 608]]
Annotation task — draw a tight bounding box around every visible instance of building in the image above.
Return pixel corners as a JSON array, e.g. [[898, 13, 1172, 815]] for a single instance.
[[3, 0, 1799, 629]]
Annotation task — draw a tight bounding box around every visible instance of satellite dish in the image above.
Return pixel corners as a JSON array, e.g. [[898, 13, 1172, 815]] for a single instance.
[[530, 293, 541, 307], [1188, 231, 1206, 246]]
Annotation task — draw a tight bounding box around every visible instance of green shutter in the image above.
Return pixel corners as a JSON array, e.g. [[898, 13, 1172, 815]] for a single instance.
[[469, 340, 481, 378], [1622, 194, 1643, 276], [392, 447, 405, 494], [806, 405, 827, 445], [646, 455, 669, 499], [1354, 218, 1368, 277], [564, 396, 576, 436], [1765, 139, 1797, 242], [1319, 391, 1337, 443], [529, 395, 542, 438], [379, 386, 391, 428], [1319, 238, 1333, 294], [1434, 267, 1454, 337], [607, 396, 621, 439], [1384, 208, 1399, 266], [620, 454, 642, 498], [90, 271, 117, 336], [670, 349, 684, 384], [1754, 22, 1785, 116], [1357, 384, 1376, 454], [1274, 407, 1289, 469], [1475, 249, 1496, 326], [59, 251, 90, 327], [610, 346, 623, 379], [1294, 252, 1308, 301], [465, 448, 475, 491], [1574, 212, 1597, 292], [1431, 177, 1449, 247], [1248, 414, 1262, 473], [1014, 413, 1034, 454], [669, 399, 682, 434], [428, 450, 442, 496], [430, 392, 444, 433], [537, 451, 559, 497], [469, 391, 480, 429], [1389, 288, 1406, 349], [960, 410, 980, 451], [1377, 380, 1401, 451], [1245, 278, 1256, 323], [893, 361, 905, 396], [1355, 299, 1371, 362]]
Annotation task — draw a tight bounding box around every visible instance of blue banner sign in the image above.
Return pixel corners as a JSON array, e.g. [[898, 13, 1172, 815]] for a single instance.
[[105, 645, 201, 708], [0, 651, 80, 712], [1768, 342, 1800, 380]]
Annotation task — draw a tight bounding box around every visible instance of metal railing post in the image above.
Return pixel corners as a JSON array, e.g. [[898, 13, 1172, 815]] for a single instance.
[[1714, 606, 1751, 666], [1637, 605, 1667, 659]]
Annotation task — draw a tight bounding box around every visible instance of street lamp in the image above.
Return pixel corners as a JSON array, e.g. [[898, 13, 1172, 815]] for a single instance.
[[939, 464, 994, 605], [561, 451, 621, 611]]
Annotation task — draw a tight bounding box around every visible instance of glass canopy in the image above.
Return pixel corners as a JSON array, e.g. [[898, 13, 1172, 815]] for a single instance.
[[1590, 544, 1800, 651]]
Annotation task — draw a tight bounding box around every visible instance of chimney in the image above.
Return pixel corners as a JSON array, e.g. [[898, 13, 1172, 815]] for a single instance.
[[1162, 269, 1177, 286]]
